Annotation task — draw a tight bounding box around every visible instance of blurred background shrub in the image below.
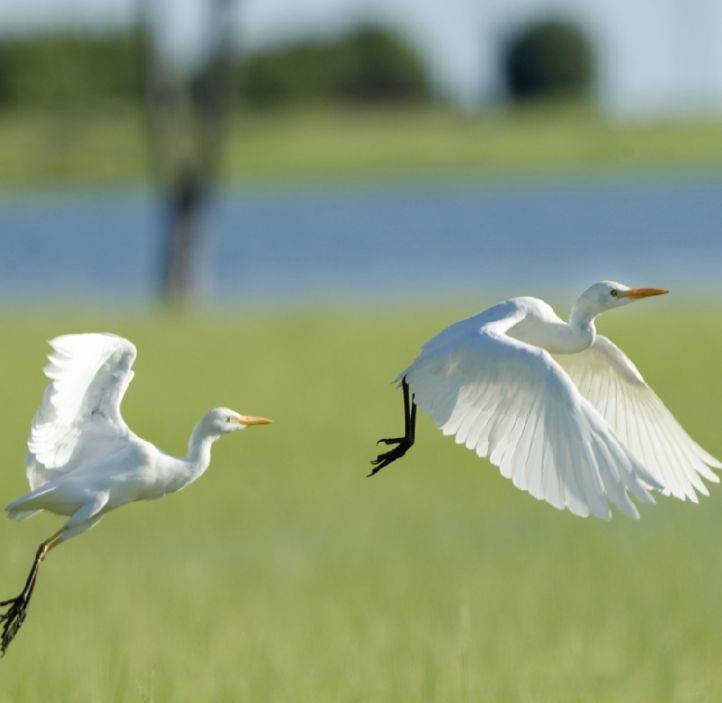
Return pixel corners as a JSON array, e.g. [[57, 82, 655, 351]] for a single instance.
[[327, 25, 431, 105], [0, 31, 141, 108], [502, 20, 594, 102], [0, 23, 431, 112], [239, 25, 431, 109]]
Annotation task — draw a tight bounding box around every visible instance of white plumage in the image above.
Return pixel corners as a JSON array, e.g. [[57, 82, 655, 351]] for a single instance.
[[373, 281, 720, 520], [1, 332, 271, 655], [553, 336, 720, 502], [26, 333, 137, 490]]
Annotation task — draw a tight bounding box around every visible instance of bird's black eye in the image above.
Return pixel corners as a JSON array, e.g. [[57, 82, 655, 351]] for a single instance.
[[226, 417, 232, 423], [610, 290, 618, 297]]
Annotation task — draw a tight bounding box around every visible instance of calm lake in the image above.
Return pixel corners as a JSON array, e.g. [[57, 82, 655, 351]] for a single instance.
[[1, 177, 720, 306]]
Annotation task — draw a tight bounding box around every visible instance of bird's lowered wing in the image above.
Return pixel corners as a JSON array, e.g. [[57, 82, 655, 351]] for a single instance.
[[404, 303, 661, 520], [553, 335, 721, 502], [26, 333, 137, 489]]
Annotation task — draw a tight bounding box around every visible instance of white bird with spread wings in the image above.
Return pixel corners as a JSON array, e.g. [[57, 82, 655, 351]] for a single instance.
[[1, 333, 272, 655], [370, 282, 720, 519]]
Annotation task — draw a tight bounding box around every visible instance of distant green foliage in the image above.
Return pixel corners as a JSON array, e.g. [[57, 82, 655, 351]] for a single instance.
[[502, 20, 593, 102], [0, 24, 430, 111], [330, 25, 431, 103], [0, 32, 141, 108], [240, 41, 333, 109], [239, 24, 432, 109]]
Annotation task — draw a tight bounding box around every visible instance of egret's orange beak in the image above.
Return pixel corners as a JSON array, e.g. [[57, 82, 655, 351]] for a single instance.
[[618, 288, 669, 299], [236, 415, 273, 426]]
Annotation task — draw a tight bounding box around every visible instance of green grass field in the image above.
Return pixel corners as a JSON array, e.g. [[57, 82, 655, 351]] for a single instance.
[[0, 305, 721, 702], [3, 105, 722, 189]]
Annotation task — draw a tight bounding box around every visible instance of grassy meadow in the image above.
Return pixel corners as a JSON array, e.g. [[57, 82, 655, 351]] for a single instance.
[[0, 304, 720, 701], [3, 105, 722, 189]]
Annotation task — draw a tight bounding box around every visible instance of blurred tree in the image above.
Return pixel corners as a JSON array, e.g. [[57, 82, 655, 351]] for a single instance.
[[238, 24, 431, 109], [0, 46, 13, 107], [0, 33, 141, 109], [502, 20, 593, 102], [331, 25, 430, 103], [240, 41, 332, 109], [140, 0, 236, 307], [0, 23, 431, 113]]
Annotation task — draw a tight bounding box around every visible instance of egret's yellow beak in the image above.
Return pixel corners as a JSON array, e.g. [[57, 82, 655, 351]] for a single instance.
[[618, 287, 669, 299], [236, 415, 273, 426]]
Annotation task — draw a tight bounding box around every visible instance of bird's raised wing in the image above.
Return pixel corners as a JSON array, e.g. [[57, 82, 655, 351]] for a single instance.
[[553, 335, 721, 502], [403, 302, 661, 520], [26, 333, 137, 489]]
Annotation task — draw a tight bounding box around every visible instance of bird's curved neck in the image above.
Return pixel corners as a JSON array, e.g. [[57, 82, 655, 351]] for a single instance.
[[171, 423, 219, 492], [566, 299, 598, 350], [510, 301, 597, 354]]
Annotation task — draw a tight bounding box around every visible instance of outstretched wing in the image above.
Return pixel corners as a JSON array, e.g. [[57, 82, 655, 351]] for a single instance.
[[26, 333, 137, 489], [554, 335, 721, 502], [403, 302, 662, 520]]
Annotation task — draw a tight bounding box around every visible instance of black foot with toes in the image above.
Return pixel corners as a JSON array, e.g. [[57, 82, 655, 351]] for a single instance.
[[368, 377, 416, 477], [376, 436, 405, 446], [369, 439, 412, 477], [0, 593, 31, 656]]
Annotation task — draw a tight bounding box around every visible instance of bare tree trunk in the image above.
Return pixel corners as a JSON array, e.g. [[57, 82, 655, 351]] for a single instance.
[[138, 0, 235, 308], [160, 168, 206, 305]]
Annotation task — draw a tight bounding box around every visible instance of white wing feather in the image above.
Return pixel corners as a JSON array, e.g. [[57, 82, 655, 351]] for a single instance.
[[402, 302, 662, 520], [554, 335, 721, 502], [26, 333, 137, 489]]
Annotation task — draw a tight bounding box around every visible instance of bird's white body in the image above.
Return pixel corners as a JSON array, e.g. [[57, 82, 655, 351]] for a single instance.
[[6, 333, 268, 540], [0, 332, 270, 654], [399, 282, 721, 520], [12, 434, 204, 521]]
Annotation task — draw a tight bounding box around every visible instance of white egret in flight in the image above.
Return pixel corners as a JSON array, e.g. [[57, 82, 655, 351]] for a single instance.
[[1, 333, 271, 655], [370, 282, 720, 520]]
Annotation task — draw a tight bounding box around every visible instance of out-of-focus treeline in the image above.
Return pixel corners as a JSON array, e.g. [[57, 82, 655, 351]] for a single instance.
[[15, 16, 713, 191], [240, 26, 431, 108], [0, 20, 597, 111], [0, 24, 432, 110], [0, 32, 140, 108]]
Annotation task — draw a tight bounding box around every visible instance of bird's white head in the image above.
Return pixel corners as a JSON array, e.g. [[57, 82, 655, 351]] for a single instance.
[[574, 280, 668, 318], [185, 407, 272, 471], [202, 406, 273, 436]]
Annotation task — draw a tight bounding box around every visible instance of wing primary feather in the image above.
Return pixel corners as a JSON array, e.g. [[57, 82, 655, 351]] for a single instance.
[[25, 333, 137, 490], [554, 335, 720, 503]]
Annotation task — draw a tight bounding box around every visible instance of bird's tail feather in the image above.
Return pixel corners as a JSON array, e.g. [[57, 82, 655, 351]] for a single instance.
[[6, 509, 40, 522], [5, 482, 57, 516]]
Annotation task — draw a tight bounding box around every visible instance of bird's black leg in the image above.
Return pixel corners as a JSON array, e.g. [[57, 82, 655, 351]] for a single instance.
[[0, 531, 61, 656], [369, 377, 417, 477]]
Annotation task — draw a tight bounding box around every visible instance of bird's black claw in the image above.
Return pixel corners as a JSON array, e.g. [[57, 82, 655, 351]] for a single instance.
[[376, 437, 404, 446], [0, 593, 31, 656], [368, 440, 411, 477], [368, 457, 393, 477]]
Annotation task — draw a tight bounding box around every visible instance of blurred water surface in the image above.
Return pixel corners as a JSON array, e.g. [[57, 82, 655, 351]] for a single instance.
[[1, 177, 720, 306]]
